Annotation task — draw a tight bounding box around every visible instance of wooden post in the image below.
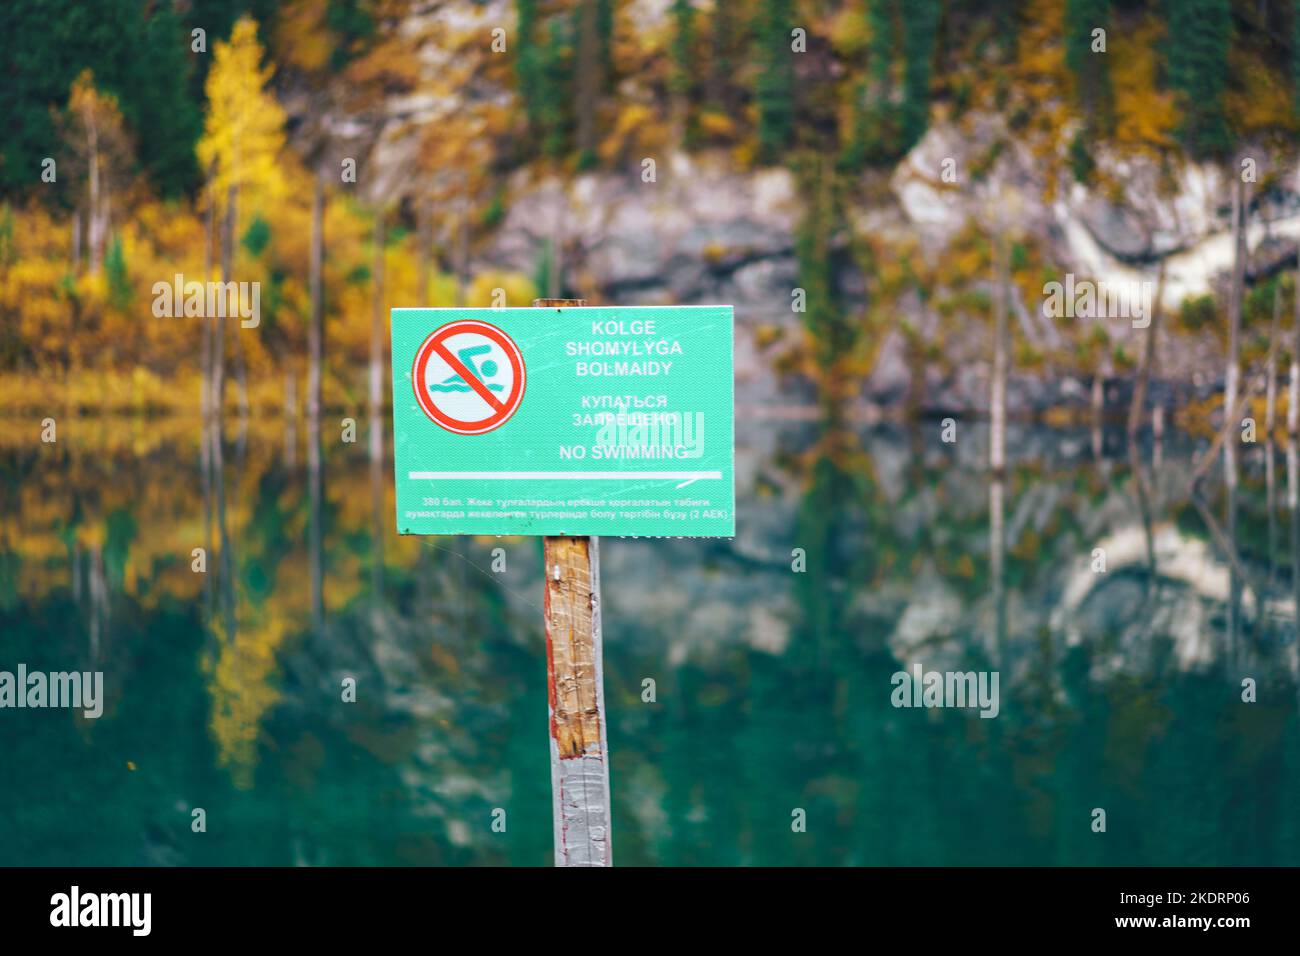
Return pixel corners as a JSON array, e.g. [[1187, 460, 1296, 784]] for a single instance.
[[534, 297, 612, 867]]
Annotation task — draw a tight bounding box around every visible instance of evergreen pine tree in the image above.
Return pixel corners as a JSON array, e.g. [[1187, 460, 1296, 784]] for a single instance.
[[671, 0, 696, 98], [847, 0, 898, 165], [0, 0, 203, 198], [516, 0, 543, 131], [574, 0, 603, 168], [755, 0, 796, 162], [840, 77, 872, 171], [539, 18, 574, 160], [707, 0, 736, 112], [596, 0, 615, 75], [1292, 0, 1300, 115], [1165, 0, 1232, 158], [899, 0, 941, 152], [1065, 0, 1111, 114], [671, 0, 699, 146]]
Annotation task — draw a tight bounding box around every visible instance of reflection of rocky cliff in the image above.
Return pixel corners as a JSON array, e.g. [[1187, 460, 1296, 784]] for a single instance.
[[445, 422, 1298, 693], [1050, 524, 1296, 673], [272, 536, 554, 863]]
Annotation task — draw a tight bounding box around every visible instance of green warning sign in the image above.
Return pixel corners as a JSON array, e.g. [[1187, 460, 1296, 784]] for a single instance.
[[391, 305, 734, 537]]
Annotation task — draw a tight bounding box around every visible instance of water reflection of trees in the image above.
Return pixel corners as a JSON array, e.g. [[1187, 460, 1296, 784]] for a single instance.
[[710, 417, 1300, 865], [3, 416, 1300, 864]]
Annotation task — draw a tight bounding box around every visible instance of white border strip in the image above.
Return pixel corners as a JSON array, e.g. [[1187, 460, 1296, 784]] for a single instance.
[[409, 471, 720, 480], [409, 469, 720, 489]]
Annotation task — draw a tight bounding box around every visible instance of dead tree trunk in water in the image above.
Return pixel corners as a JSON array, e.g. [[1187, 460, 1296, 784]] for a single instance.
[[1268, 282, 1281, 437], [1225, 171, 1249, 665], [1267, 284, 1283, 593], [1291, 205, 1300, 438], [307, 172, 325, 634], [990, 231, 1008, 474], [1290, 440, 1300, 674], [368, 205, 387, 613], [1224, 174, 1248, 489]]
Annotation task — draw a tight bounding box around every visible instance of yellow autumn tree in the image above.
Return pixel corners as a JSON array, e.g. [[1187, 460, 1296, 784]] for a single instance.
[[197, 16, 289, 220], [197, 15, 290, 414], [59, 70, 133, 277]]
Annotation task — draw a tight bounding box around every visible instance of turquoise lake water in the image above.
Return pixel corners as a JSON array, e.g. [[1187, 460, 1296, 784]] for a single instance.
[[2, 415, 1298, 865]]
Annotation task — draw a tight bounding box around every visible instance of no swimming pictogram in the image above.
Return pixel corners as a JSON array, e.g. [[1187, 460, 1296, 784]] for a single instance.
[[412, 320, 526, 434]]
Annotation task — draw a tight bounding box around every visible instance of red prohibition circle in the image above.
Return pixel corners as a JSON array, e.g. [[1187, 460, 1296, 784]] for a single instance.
[[412, 320, 526, 435]]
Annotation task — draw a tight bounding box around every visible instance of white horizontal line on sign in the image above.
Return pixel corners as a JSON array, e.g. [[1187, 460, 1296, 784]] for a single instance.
[[408, 471, 721, 480]]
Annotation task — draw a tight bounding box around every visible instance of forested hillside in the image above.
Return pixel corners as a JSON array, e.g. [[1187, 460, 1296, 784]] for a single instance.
[[2, 0, 1299, 418]]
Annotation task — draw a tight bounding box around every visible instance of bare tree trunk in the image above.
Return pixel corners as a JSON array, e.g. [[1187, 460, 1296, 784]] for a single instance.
[[417, 194, 432, 304], [308, 400, 324, 634], [213, 185, 235, 417], [1129, 435, 1157, 578], [66, 210, 81, 382], [201, 184, 213, 419], [71, 209, 81, 274], [1225, 172, 1248, 668], [212, 416, 237, 654], [989, 472, 1006, 667], [1291, 222, 1300, 438], [1153, 404, 1165, 471], [1091, 374, 1104, 459], [307, 173, 325, 634], [990, 231, 1008, 473], [368, 205, 387, 615], [224, 186, 250, 417], [231, 315, 250, 417], [308, 174, 324, 422], [1268, 284, 1282, 597], [459, 195, 471, 305], [284, 365, 297, 469], [370, 403, 384, 615], [201, 419, 214, 637], [550, 191, 564, 299], [1268, 281, 1281, 436], [88, 546, 103, 660], [71, 542, 81, 604], [1290, 439, 1299, 674], [369, 207, 386, 423], [1224, 174, 1247, 491], [86, 115, 102, 275]]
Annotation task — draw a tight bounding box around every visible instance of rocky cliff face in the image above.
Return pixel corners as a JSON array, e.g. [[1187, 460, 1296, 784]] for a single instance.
[[478, 155, 803, 410], [465, 113, 1300, 417]]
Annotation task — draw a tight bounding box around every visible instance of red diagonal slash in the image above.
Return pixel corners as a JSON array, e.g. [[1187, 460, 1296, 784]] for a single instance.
[[431, 338, 506, 413]]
